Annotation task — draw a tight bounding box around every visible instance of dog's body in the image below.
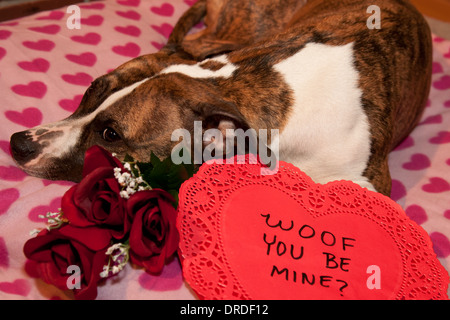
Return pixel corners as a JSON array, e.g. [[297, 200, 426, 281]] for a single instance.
[[10, 0, 432, 197], [171, 0, 308, 60]]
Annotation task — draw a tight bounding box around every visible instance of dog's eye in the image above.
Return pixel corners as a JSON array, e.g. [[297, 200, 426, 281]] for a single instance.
[[102, 127, 121, 142]]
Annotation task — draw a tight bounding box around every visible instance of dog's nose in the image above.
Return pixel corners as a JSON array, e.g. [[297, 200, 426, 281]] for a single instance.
[[10, 131, 40, 164]]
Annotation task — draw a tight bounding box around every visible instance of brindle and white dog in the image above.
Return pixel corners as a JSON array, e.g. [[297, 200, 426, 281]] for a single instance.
[[10, 0, 432, 197]]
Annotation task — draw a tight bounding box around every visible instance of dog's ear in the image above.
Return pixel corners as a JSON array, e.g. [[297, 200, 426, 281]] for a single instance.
[[166, 0, 206, 46], [182, 38, 243, 60], [178, 0, 242, 60], [193, 99, 249, 132], [192, 99, 250, 159]]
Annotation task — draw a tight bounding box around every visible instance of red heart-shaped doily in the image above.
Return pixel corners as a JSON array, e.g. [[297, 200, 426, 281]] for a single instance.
[[177, 157, 449, 300]]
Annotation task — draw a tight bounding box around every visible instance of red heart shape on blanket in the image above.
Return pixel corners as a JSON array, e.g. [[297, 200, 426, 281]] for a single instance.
[[402, 153, 431, 171], [445, 49, 450, 59], [405, 205, 428, 225], [62, 72, 93, 86], [177, 157, 449, 300], [28, 24, 60, 34], [0, 237, 8, 268], [419, 114, 443, 125], [22, 39, 55, 51], [28, 197, 62, 222], [0, 47, 5, 61], [0, 141, 11, 156], [79, 2, 105, 10], [0, 30, 11, 40], [151, 41, 164, 50], [0, 188, 20, 216], [150, 23, 173, 38], [59, 94, 83, 112], [0, 165, 28, 181], [151, 3, 174, 17], [118, 0, 140, 7], [432, 62, 443, 74], [115, 10, 141, 20], [36, 11, 65, 20], [81, 15, 103, 26], [112, 42, 141, 57], [71, 32, 101, 45], [18, 58, 50, 73], [11, 81, 47, 99], [65, 52, 97, 66], [430, 233, 450, 258], [433, 75, 450, 90], [430, 131, 450, 144], [114, 25, 141, 37], [422, 177, 450, 193], [0, 279, 31, 297]]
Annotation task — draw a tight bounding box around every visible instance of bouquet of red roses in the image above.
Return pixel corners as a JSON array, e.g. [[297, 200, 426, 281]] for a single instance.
[[23, 146, 194, 299]]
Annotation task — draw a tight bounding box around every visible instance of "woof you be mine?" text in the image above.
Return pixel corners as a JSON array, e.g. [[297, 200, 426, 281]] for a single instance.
[[260, 212, 357, 297]]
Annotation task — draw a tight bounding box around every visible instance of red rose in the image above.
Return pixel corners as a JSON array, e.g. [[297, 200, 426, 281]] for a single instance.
[[61, 146, 131, 240], [23, 224, 111, 300], [127, 190, 179, 274]]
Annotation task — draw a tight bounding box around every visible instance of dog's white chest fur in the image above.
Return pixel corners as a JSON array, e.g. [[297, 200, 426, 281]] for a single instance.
[[272, 42, 373, 190]]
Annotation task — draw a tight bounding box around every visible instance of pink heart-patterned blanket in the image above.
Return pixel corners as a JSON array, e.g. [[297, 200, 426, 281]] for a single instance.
[[0, 0, 449, 299]]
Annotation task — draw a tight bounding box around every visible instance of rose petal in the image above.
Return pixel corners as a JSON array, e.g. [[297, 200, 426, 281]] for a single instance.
[[38, 261, 68, 290], [61, 186, 92, 227], [58, 225, 111, 251], [82, 145, 124, 177], [127, 189, 175, 217], [140, 252, 165, 274], [23, 225, 109, 300], [63, 168, 120, 226], [23, 229, 58, 261], [73, 249, 107, 300], [129, 207, 150, 254], [127, 189, 179, 273], [157, 198, 179, 255]]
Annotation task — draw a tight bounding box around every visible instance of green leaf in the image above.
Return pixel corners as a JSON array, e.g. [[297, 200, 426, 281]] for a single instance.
[[167, 190, 179, 208], [123, 154, 135, 163], [124, 151, 197, 199], [150, 152, 162, 166]]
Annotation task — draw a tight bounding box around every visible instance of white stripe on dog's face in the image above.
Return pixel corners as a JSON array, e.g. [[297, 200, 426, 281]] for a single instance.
[[160, 55, 237, 78]]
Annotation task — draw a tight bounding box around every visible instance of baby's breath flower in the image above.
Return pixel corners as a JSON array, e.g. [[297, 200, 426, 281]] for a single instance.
[[38, 210, 67, 230], [29, 209, 68, 237], [114, 158, 152, 198], [29, 229, 41, 237], [101, 242, 130, 278], [126, 186, 135, 194]]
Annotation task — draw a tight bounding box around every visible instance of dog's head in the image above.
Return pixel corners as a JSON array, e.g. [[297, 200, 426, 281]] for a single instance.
[[10, 52, 248, 181], [11, 0, 304, 182]]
